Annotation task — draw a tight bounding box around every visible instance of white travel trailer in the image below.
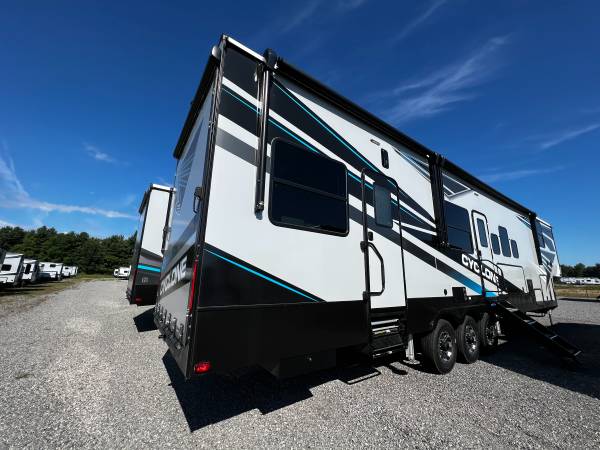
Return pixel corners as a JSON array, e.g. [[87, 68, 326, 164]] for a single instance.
[[39, 262, 64, 281], [116, 266, 130, 279], [21, 259, 41, 284], [61, 266, 78, 278], [0, 253, 24, 287], [154, 36, 579, 380], [126, 184, 174, 305]]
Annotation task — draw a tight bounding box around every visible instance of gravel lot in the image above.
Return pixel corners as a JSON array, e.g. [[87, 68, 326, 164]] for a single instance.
[[1, 280, 599, 448]]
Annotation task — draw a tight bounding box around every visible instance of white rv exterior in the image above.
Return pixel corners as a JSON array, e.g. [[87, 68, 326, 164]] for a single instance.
[[154, 36, 573, 379], [40, 262, 64, 281], [21, 259, 41, 283], [61, 266, 77, 278], [126, 184, 174, 304], [116, 266, 130, 279], [0, 253, 24, 286]]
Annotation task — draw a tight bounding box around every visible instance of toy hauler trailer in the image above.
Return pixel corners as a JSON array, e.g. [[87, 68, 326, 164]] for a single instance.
[[21, 259, 40, 284], [40, 262, 63, 281], [126, 184, 174, 305], [154, 36, 578, 379], [0, 253, 24, 287]]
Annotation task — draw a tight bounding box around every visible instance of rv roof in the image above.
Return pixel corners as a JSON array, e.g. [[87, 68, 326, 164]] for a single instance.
[[174, 35, 540, 219]]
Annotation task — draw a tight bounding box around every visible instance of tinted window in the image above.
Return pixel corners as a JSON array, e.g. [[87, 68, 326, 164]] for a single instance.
[[270, 139, 348, 235], [1, 264, 10, 271], [491, 233, 500, 255], [476, 218, 488, 247], [535, 220, 545, 248], [498, 226, 511, 257], [510, 239, 519, 258], [444, 201, 472, 253], [373, 184, 393, 228], [50, 264, 56, 268]]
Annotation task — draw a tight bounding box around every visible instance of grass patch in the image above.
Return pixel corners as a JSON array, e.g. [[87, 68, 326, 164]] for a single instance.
[[555, 283, 600, 299]]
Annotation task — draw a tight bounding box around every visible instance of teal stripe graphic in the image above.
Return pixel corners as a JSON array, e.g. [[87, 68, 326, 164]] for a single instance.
[[137, 264, 161, 273]]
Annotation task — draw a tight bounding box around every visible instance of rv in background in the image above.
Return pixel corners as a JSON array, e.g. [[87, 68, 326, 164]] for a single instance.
[[61, 266, 78, 278], [115, 267, 130, 279], [1, 253, 25, 287], [40, 262, 64, 281], [154, 36, 576, 380], [559, 277, 600, 285], [21, 259, 41, 284], [127, 184, 174, 305]]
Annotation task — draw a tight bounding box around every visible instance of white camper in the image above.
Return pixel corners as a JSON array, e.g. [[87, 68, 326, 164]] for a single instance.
[[1, 253, 25, 287], [21, 259, 41, 284], [116, 266, 130, 279], [154, 36, 579, 379], [126, 184, 174, 305], [61, 266, 77, 278], [39, 262, 64, 281]]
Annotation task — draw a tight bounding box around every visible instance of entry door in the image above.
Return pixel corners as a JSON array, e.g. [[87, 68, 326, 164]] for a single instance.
[[360, 169, 405, 310], [471, 212, 496, 294]]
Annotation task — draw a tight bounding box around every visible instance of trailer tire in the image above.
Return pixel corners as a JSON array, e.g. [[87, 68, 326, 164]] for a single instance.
[[479, 312, 498, 352], [457, 316, 480, 363], [420, 319, 457, 374]]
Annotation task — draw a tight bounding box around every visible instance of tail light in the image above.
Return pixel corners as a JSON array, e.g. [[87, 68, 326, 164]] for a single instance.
[[193, 361, 211, 374]]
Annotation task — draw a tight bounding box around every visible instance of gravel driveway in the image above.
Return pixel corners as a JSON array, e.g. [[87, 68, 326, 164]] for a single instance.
[[1, 280, 599, 448]]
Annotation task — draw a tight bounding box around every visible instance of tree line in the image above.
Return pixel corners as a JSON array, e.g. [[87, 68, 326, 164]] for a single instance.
[[0, 226, 135, 274], [560, 263, 600, 278]]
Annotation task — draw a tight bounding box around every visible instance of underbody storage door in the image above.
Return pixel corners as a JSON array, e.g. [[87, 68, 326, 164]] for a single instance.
[[360, 169, 406, 310]]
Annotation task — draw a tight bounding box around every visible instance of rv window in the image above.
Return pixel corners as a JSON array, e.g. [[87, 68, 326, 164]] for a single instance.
[[491, 233, 500, 255], [535, 220, 545, 248], [50, 264, 56, 268], [443, 201, 473, 253], [510, 239, 519, 258], [269, 139, 348, 235], [1, 264, 10, 271], [476, 218, 488, 247], [373, 183, 393, 228], [498, 226, 511, 257]]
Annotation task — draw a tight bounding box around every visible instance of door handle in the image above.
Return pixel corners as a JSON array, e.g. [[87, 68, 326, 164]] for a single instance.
[[363, 241, 385, 297]]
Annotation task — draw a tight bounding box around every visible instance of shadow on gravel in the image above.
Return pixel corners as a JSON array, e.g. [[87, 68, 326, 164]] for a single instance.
[[163, 352, 388, 432], [133, 308, 157, 333], [481, 322, 600, 400]]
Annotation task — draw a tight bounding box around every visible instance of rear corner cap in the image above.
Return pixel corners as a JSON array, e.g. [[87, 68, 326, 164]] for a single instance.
[[263, 48, 278, 70]]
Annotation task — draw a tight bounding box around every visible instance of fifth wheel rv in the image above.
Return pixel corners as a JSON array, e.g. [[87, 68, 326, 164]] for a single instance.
[[0, 253, 24, 287], [154, 36, 578, 379], [40, 262, 64, 281], [21, 259, 41, 284], [127, 184, 174, 305]]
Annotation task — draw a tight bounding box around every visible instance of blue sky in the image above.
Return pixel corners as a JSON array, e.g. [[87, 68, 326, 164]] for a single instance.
[[1, 1, 598, 264]]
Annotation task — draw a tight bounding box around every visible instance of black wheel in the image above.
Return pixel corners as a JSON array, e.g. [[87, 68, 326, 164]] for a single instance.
[[420, 319, 457, 374], [457, 316, 480, 363], [479, 312, 498, 352]]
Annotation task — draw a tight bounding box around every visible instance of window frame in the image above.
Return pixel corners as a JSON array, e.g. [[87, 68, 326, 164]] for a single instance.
[[510, 239, 520, 259], [443, 201, 473, 254], [268, 138, 349, 237], [498, 226, 512, 257], [491, 233, 501, 255], [475, 218, 489, 248]]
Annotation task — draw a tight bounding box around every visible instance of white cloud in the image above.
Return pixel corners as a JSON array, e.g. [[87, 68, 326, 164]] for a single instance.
[[480, 166, 563, 183], [0, 147, 136, 220], [281, 1, 322, 33], [380, 35, 510, 124], [391, 0, 447, 44], [84, 142, 117, 164], [538, 123, 600, 150]]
